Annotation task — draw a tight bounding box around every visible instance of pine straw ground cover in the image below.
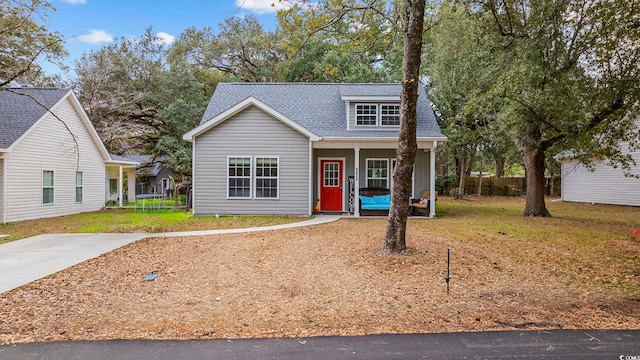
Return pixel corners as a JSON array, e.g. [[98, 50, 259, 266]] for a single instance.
[[0, 197, 639, 344]]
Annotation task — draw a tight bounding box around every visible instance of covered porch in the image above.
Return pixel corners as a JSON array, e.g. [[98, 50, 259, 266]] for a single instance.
[[311, 139, 442, 218], [105, 157, 139, 207]]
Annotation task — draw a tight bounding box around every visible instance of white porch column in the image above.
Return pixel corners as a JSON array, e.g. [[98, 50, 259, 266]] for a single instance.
[[430, 140, 437, 218], [118, 165, 123, 208], [354, 147, 360, 217], [127, 168, 136, 202]]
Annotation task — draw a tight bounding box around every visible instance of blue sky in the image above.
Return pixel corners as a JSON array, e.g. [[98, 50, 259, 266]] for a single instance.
[[45, 0, 285, 77]]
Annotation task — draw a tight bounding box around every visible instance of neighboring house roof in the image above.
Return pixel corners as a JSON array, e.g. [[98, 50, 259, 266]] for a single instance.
[[0, 88, 71, 149], [191, 83, 444, 140], [110, 154, 167, 176], [0, 88, 138, 168]]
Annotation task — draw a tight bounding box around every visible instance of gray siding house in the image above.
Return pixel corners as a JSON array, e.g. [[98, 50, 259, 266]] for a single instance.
[[184, 83, 446, 217], [0, 88, 137, 223]]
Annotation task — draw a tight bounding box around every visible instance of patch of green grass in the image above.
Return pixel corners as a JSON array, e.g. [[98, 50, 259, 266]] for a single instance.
[[0, 209, 308, 243]]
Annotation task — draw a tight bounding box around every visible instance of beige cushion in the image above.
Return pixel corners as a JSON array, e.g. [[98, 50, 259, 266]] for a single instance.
[[420, 190, 438, 199]]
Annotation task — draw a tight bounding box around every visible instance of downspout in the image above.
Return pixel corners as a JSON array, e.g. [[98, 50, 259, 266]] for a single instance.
[[354, 147, 360, 217], [118, 165, 123, 208], [191, 137, 196, 214], [2, 158, 5, 224], [430, 140, 437, 218], [308, 140, 313, 216]]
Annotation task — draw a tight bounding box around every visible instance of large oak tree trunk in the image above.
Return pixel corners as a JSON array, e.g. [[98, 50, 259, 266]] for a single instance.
[[495, 156, 505, 177], [457, 155, 466, 199], [523, 123, 551, 217], [383, 0, 425, 254]]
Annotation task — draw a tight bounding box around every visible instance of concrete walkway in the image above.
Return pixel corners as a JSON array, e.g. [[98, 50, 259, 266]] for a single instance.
[[0, 215, 341, 293]]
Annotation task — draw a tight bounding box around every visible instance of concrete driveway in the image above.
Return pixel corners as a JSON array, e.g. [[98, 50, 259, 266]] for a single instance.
[[0, 233, 148, 293]]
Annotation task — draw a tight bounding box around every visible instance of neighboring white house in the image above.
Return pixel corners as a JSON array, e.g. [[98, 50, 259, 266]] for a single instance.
[[184, 83, 447, 217], [0, 88, 137, 223], [559, 130, 640, 207]]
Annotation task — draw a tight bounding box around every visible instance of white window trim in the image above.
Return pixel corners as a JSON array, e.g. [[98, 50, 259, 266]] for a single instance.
[[76, 171, 83, 203], [227, 156, 252, 199], [355, 103, 379, 127], [354, 103, 401, 128], [380, 104, 401, 127], [365, 158, 390, 188], [42, 170, 55, 205], [254, 156, 280, 200]]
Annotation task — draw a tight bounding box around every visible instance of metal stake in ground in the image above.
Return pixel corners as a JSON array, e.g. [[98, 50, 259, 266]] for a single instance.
[[445, 248, 451, 293]]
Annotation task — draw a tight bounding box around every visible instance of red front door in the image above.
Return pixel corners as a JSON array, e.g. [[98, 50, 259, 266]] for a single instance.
[[320, 159, 343, 211]]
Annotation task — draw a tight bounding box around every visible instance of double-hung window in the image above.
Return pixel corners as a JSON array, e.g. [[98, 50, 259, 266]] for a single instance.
[[366, 159, 389, 188], [380, 104, 400, 126], [355, 103, 401, 127], [228, 157, 251, 198], [42, 170, 54, 204], [76, 171, 83, 203], [255, 157, 279, 199], [228, 156, 279, 199], [355, 104, 378, 126]]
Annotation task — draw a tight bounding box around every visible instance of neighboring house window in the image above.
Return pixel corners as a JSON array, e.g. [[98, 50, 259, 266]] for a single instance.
[[255, 157, 279, 199], [76, 171, 83, 203], [228, 157, 251, 198], [356, 104, 378, 126], [380, 104, 400, 126], [42, 170, 54, 204], [366, 159, 389, 188]]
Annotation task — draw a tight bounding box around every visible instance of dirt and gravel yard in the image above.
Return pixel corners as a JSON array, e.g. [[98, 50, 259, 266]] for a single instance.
[[1, 200, 638, 344]]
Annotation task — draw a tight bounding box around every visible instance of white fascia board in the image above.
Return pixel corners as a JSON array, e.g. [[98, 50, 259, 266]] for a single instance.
[[184, 96, 321, 142], [341, 96, 400, 101]]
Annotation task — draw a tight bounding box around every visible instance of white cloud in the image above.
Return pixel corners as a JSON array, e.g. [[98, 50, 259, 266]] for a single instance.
[[60, 0, 87, 4], [77, 29, 113, 44], [235, 0, 290, 13], [156, 32, 176, 45]]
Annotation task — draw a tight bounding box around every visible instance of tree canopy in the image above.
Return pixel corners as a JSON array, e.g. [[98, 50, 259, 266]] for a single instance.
[[0, 0, 67, 89], [74, 28, 224, 174], [426, 0, 640, 215]]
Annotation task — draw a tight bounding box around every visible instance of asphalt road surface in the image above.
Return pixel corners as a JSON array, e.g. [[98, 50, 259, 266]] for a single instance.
[[1, 330, 638, 360]]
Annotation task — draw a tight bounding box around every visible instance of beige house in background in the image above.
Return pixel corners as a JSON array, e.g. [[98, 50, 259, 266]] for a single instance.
[[0, 88, 137, 223]]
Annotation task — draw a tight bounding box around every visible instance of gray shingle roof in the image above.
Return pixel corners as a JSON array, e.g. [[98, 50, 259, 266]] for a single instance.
[[111, 154, 165, 176], [0, 88, 71, 149], [200, 83, 444, 138]]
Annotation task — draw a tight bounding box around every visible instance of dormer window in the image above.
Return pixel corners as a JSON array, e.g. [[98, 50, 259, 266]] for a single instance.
[[355, 103, 400, 127], [356, 104, 378, 126], [381, 104, 400, 126]]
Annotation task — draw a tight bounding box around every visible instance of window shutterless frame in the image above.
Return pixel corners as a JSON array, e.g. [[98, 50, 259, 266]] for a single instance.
[[254, 156, 279, 199], [380, 104, 401, 126], [227, 156, 252, 199], [42, 170, 54, 204], [75, 171, 83, 203], [355, 103, 379, 126], [365, 158, 389, 188]]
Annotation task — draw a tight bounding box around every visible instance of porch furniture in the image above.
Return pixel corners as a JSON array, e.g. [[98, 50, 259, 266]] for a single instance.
[[410, 190, 438, 216], [359, 187, 391, 216]]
